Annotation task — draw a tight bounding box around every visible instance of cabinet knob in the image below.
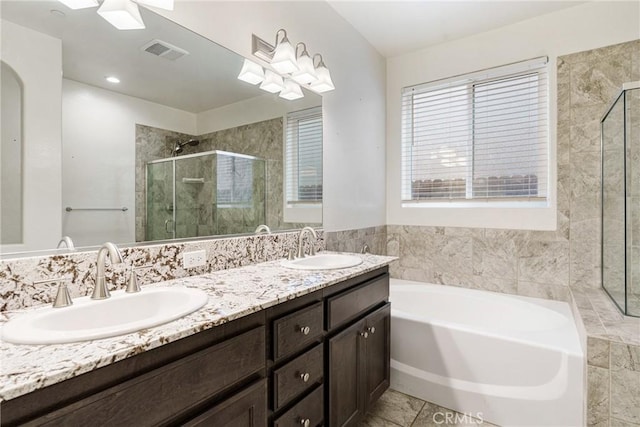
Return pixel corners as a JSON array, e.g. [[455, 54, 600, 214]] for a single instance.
[[300, 326, 311, 335], [360, 331, 369, 339], [300, 372, 310, 382], [300, 419, 310, 427], [367, 326, 376, 334]]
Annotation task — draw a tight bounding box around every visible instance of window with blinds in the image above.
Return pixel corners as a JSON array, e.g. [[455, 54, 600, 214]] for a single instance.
[[401, 57, 548, 203], [216, 152, 253, 206], [285, 106, 323, 204]]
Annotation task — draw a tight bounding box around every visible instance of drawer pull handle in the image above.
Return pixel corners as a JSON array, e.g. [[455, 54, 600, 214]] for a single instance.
[[300, 326, 311, 335], [360, 331, 369, 339], [367, 326, 376, 334], [300, 372, 310, 382], [300, 418, 310, 427]]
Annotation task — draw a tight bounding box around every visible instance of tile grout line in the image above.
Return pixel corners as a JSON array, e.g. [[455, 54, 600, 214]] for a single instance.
[[408, 400, 427, 427]]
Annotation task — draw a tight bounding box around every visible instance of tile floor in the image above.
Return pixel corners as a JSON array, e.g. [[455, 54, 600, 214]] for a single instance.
[[360, 389, 498, 427]]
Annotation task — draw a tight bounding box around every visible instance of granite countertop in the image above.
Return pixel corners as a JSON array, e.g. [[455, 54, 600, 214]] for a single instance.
[[0, 252, 395, 402]]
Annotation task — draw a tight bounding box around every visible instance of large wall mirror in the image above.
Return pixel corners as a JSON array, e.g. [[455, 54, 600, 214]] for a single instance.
[[0, 1, 322, 257]]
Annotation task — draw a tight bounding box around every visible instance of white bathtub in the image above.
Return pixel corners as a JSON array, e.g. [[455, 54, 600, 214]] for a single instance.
[[390, 279, 585, 426]]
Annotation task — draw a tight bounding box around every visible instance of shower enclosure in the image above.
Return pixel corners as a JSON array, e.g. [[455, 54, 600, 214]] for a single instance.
[[146, 150, 266, 241], [602, 81, 640, 317]]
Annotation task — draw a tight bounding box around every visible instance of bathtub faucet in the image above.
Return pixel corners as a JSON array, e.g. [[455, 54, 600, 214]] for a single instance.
[[296, 227, 318, 258]]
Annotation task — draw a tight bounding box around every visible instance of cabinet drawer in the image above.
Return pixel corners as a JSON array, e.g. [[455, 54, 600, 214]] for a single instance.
[[327, 274, 388, 330], [273, 344, 323, 411], [273, 302, 323, 360], [182, 379, 267, 427], [274, 385, 323, 427], [30, 326, 265, 427]]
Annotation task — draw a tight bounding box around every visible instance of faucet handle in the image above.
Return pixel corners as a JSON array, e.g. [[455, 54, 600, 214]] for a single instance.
[[126, 265, 152, 293], [287, 248, 296, 261], [34, 277, 73, 308], [53, 281, 73, 308], [309, 245, 316, 256]]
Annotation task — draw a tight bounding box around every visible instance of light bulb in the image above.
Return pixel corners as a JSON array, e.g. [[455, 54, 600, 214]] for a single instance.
[[237, 59, 265, 85]]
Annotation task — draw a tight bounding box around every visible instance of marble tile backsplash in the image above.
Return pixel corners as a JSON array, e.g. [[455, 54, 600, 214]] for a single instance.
[[0, 231, 324, 312], [324, 226, 387, 256]]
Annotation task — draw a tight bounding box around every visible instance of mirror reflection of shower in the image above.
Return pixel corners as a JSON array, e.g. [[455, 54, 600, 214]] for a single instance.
[[146, 150, 266, 241], [171, 139, 200, 156]]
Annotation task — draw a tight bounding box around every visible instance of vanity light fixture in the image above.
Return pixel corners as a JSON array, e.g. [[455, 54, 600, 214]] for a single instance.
[[59, 0, 174, 30], [270, 29, 299, 74], [279, 79, 304, 100], [249, 30, 335, 95], [237, 59, 265, 85], [309, 54, 335, 93], [291, 43, 318, 85], [97, 0, 145, 30], [259, 70, 284, 93], [105, 76, 121, 83], [57, 0, 98, 9]]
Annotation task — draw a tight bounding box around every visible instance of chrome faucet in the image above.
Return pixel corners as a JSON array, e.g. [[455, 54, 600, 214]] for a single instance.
[[297, 226, 318, 258], [92, 242, 124, 300], [57, 236, 75, 250], [255, 224, 271, 235]]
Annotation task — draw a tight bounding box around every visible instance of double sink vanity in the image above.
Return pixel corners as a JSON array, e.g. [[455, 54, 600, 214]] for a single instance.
[[0, 248, 395, 427]]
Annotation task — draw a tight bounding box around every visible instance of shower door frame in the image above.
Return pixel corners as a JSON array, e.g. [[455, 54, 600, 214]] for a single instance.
[[601, 81, 640, 316]]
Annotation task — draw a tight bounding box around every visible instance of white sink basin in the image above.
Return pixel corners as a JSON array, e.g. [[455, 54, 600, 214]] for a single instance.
[[281, 253, 363, 270], [1, 287, 208, 345]]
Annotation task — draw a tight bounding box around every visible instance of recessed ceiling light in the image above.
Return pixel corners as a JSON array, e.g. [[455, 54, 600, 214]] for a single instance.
[[50, 9, 66, 18], [105, 76, 120, 84]]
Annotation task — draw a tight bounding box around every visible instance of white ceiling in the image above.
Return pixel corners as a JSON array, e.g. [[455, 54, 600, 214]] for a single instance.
[[0, 1, 269, 113], [328, 1, 587, 58]]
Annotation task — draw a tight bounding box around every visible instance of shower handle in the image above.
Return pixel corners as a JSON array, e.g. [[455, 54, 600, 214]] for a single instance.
[[164, 219, 174, 234]]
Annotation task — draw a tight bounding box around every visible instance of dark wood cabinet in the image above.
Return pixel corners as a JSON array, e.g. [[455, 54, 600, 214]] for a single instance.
[[328, 319, 366, 427], [327, 278, 391, 427], [273, 344, 323, 411], [273, 385, 323, 427], [182, 379, 267, 427], [363, 304, 391, 409], [2, 267, 390, 427]]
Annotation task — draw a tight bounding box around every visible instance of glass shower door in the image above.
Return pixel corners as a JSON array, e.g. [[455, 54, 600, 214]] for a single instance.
[[146, 160, 174, 241], [602, 93, 626, 311], [174, 153, 215, 239], [626, 88, 640, 315]]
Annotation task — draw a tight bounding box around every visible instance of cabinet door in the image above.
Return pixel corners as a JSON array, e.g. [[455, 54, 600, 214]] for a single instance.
[[182, 379, 267, 427], [328, 319, 366, 427], [363, 303, 391, 410]]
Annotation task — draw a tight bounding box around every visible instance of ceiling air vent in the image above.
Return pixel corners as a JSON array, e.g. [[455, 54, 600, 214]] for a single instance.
[[141, 39, 189, 61]]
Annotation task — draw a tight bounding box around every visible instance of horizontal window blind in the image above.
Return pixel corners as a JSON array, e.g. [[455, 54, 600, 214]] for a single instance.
[[401, 57, 548, 202], [285, 106, 323, 204]]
